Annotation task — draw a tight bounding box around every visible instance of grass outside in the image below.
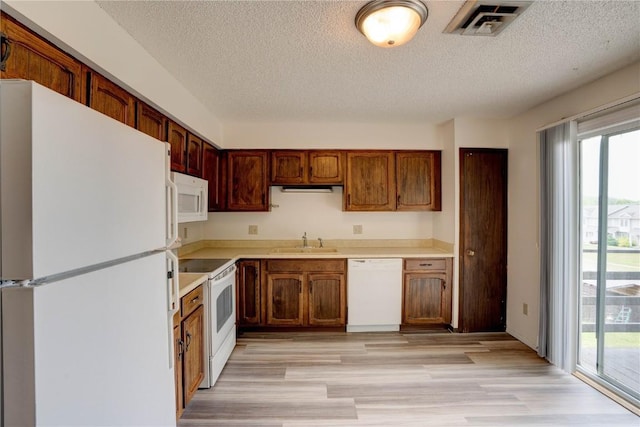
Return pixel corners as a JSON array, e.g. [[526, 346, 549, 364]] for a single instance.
[[581, 332, 640, 348], [582, 250, 640, 272]]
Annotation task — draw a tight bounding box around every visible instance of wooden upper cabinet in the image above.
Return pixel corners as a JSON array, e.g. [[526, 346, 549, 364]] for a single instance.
[[1, 13, 83, 102], [271, 151, 306, 185], [167, 121, 187, 173], [226, 150, 269, 211], [136, 101, 167, 141], [396, 151, 441, 211], [309, 151, 343, 184], [271, 150, 344, 185], [88, 72, 135, 127], [186, 133, 203, 177], [202, 143, 221, 211], [345, 151, 396, 211]]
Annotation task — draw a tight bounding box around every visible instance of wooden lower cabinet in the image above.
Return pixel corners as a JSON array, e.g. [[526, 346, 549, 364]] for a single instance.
[[402, 258, 452, 327], [265, 273, 304, 326], [175, 285, 205, 419], [173, 321, 184, 420], [237, 260, 261, 326], [307, 273, 346, 326], [237, 259, 346, 329]]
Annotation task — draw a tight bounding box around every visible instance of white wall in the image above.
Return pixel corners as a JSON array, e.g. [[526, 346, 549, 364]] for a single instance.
[[223, 121, 439, 149], [4, 0, 223, 145], [204, 187, 436, 240], [506, 61, 640, 349]]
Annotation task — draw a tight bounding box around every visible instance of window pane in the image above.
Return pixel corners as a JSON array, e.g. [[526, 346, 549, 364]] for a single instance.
[[579, 128, 640, 401], [579, 135, 601, 373], [602, 130, 640, 395]]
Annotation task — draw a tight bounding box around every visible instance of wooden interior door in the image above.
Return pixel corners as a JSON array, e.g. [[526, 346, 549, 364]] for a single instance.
[[459, 148, 508, 332]]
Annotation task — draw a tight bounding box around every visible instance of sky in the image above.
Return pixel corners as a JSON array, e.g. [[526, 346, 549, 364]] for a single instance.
[[581, 129, 640, 202]]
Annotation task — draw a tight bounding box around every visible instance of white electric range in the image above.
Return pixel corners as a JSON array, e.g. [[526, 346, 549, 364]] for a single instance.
[[179, 258, 236, 388]]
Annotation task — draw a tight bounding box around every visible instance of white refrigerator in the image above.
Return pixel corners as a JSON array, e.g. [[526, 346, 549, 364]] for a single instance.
[[0, 81, 179, 426]]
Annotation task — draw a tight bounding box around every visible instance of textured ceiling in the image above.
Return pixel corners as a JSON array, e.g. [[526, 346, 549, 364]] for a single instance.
[[96, 0, 640, 124]]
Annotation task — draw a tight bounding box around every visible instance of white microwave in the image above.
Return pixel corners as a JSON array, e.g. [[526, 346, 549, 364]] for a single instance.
[[171, 172, 208, 223]]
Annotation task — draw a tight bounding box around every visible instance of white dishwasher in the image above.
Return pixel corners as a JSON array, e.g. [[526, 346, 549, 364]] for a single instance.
[[347, 258, 403, 332]]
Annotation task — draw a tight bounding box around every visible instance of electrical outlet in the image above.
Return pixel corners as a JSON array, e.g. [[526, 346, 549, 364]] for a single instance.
[[248, 225, 258, 235], [353, 224, 363, 234], [523, 303, 528, 315], [183, 227, 188, 239]]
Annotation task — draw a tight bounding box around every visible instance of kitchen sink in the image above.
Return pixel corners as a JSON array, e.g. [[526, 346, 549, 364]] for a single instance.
[[270, 247, 339, 254]]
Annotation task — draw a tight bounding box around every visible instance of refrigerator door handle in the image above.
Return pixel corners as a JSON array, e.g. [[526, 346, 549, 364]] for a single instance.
[[166, 250, 180, 368], [165, 143, 179, 247]]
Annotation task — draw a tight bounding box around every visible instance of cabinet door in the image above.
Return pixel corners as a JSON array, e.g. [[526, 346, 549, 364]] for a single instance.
[[396, 151, 441, 211], [309, 151, 344, 184], [136, 101, 167, 141], [186, 133, 203, 177], [1, 13, 83, 102], [265, 273, 304, 326], [173, 323, 184, 419], [403, 273, 449, 324], [182, 305, 204, 405], [167, 121, 187, 173], [202, 143, 221, 211], [88, 72, 135, 127], [308, 273, 346, 326], [227, 151, 269, 211], [237, 260, 261, 325], [271, 151, 306, 184], [345, 151, 395, 211]]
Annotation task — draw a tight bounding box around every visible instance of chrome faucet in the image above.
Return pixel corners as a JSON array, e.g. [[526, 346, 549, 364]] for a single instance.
[[318, 237, 324, 248], [302, 232, 308, 248]]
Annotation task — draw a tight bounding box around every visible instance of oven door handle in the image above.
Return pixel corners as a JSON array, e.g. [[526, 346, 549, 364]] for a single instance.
[[211, 264, 237, 285]]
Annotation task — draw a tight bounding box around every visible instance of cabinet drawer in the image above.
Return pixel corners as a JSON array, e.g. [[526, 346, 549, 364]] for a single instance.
[[181, 285, 204, 317], [404, 258, 447, 271], [266, 259, 345, 273]]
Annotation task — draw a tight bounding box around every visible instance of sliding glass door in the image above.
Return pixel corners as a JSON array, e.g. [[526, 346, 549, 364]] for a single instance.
[[578, 127, 640, 404]]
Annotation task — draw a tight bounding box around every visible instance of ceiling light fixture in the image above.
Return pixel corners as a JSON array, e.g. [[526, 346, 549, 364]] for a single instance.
[[355, 0, 428, 48]]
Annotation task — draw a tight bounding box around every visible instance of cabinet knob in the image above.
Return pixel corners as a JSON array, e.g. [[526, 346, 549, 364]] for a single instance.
[[185, 332, 192, 351], [466, 249, 475, 257]]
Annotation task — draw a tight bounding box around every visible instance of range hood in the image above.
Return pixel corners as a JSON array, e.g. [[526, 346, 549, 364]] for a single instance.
[[280, 185, 335, 193]]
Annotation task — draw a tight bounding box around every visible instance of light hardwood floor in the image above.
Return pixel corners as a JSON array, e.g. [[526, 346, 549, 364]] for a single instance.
[[179, 332, 639, 426]]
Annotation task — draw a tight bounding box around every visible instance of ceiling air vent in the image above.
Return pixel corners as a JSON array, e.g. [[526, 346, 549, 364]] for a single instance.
[[444, 0, 532, 36]]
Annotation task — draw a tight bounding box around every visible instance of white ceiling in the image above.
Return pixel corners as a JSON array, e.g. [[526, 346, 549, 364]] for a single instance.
[[96, 0, 640, 124]]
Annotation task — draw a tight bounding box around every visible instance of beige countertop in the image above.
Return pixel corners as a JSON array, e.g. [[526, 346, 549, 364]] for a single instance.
[[178, 239, 454, 261], [178, 272, 208, 298]]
